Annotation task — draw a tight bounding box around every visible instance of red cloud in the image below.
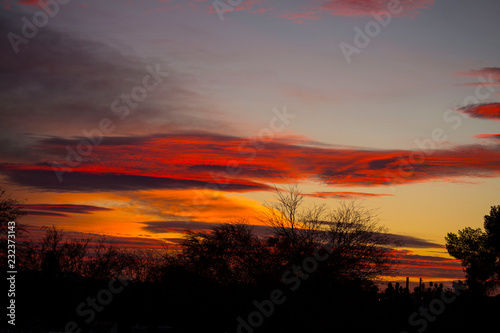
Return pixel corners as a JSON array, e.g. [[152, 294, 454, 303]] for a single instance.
[[2, 133, 500, 191], [475, 134, 500, 141], [3, 0, 38, 8], [319, 0, 434, 17], [457, 103, 500, 121]]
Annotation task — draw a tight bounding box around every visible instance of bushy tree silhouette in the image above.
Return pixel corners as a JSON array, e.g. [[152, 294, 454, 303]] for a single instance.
[[181, 221, 273, 284], [0, 187, 26, 224], [446, 205, 500, 294]]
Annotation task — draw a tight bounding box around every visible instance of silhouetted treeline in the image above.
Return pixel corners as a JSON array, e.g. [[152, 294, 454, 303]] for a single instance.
[[2, 222, 499, 332], [1, 188, 499, 332]]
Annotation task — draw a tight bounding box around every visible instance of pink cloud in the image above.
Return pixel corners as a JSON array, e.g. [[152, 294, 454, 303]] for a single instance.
[[457, 67, 500, 90]]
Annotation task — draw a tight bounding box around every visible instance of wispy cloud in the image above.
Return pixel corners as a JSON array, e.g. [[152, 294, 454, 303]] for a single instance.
[[457, 103, 500, 121], [318, 0, 434, 17], [475, 134, 500, 141], [141, 220, 272, 237], [46, 0, 436, 23], [395, 252, 463, 279], [23, 211, 71, 217], [15, 204, 114, 215], [305, 191, 393, 199], [389, 235, 442, 248], [457, 67, 500, 91], [219, 0, 434, 22], [141, 220, 444, 248], [0, 163, 271, 192]]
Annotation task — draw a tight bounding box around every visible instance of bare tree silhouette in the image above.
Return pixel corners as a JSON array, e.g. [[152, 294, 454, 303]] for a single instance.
[[323, 201, 397, 280], [260, 186, 397, 281], [259, 185, 327, 264]]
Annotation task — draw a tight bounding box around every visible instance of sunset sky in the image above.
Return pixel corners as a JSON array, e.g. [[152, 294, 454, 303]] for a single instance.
[[1, 0, 500, 284]]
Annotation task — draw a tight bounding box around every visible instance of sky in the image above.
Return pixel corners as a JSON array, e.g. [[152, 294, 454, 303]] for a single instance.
[[1, 0, 500, 284]]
